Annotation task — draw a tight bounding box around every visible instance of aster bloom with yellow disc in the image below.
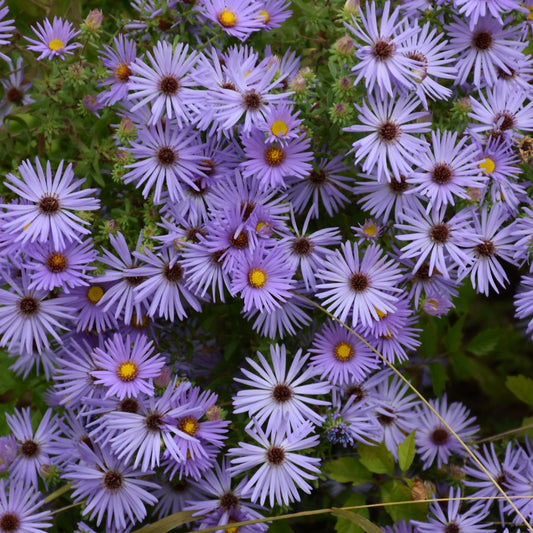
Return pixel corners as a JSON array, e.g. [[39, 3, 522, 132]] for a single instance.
[[0, 158, 100, 251], [91, 332, 165, 400], [25, 16, 81, 61], [233, 343, 330, 436], [256, 102, 303, 145], [231, 243, 296, 313]]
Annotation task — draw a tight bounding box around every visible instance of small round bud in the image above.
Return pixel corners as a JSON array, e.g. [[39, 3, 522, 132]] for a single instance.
[[334, 35, 355, 56], [85, 9, 103, 30], [154, 366, 172, 388], [290, 73, 306, 93], [456, 96, 471, 113], [119, 116, 136, 137], [343, 0, 360, 16], [338, 76, 352, 91], [206, 405, 221, 421], [299, 66, 313, 80]]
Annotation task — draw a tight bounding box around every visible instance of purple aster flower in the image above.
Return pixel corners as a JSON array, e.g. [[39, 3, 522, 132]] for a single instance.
[[345, 1, 420, 96], [91, 332, 165, 399], [383, 519, 416, 533], [468, 82, 533, 143], [26, 16, 81, 60], [345, 93, 431, 182], [309, 320, 380, 386], [453, 0, 527, 29], [400, 21, 457, 108], [255, 102, 303, 144], [233, 343, 330, 435], [64, 446, 159, 531], [123, 122, 207, 204], [412, 487, 493, 533], [0, 158, 100, 250], [395, 204, 475, 279], [415, 394, 479, 469], [70, 282, 119, 333], [240, 132, 312, 190], [286, 153, 353, 219], [277, 210, 341, 291], [231, 243, 296, 314], [0, 270, 71, 354], [352, 219, 383, 244], [256, 0, 292, 31], [514, 275, 533, 340], [98, 34, 137, 106], [353, 173, 424, 224], [129, 246, 202, 321], [229, 421, 321, 507], [422, 293, 453, 317], [7, 407, 60, 490], [0, 57, 34, 122], [0, 479, 51, 533], [199, 0, 263, 41], [512, 205, 533, 266], [128, 40, 200, 126], [0, 1, 14, 45], [316, 241, 402, 329], [408, 130, 485, 211], [462, 204, 517, 295], [153, 477, 203, 519], [25, 239, 97, 293], [446, 15, 526, 89], [0, 435, 17, 473], [8, 341, 59, 381]]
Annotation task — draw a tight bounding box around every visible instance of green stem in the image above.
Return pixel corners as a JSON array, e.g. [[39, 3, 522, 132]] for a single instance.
[[475, 422, 533, 444], [44, 483, 71, 504]]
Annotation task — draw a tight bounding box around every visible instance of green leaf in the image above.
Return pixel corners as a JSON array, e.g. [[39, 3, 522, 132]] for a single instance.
[[397, 430, 416, 473], [332, 509, 384, 533], [380, 480, 428, 522], [506, 375, 533, 408], [323, 457, 373, 484], [445, 316, 465, 354], [334, 493, 370, 533], [358, 442, 394, 475], [429, 362, 447, 397], [466, 329, 501, 356], [131, 510, 196, 533]]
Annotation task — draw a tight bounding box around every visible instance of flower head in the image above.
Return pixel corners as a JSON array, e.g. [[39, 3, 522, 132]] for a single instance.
[[26, 16, 81, 60]]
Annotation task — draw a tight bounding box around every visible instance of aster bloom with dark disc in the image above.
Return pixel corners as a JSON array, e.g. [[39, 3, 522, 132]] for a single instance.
[[0, 57, 34, 122], [316, 241, 402, 329], [26, 16, 81, 60], [233, 343, 330, 435], [128, 40, 200, 126], [0, 158, 100, 250], [91, 332, 166, 399], [229, 421, 321, 507]]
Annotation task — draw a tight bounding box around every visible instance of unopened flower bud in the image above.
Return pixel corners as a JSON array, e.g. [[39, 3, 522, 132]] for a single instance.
[[457, 96, 471, 113], [290, 73, 306, 93], [154, 366, 172, 388], [206, 405, 221, 421], [334, 35, 355, 56], [85, 9, 103, 30], [344, 0, 360, 16], [119, 116, 135, 137]]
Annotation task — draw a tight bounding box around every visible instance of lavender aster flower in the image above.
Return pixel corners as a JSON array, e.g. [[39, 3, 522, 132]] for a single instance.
[[229, 421, 321, 507], [453, 0, 526, 29], [233, 343, 330, 435], [26, 17, 81, 60], [0, 158, 100, 250], [0, 1, 14, 45], [316, 242, 402, 329], [0, 57, 34, 122]]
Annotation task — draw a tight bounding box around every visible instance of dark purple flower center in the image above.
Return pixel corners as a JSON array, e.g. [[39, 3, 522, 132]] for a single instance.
[[6, 87, 23, 104], [125, 275, 146, 287], [272, 384, 293, 403], [476, 240, 495, 257], [120, 398, 139, 413], [230, 231, 249, 250], [211, 249, 226, 264], [309, 169, 327, 186], [199, 158, 216, 176], [103, 470, 123, 491], [159, 75, 180, 95], [171, 480, 189, 492], [346, 385, 366, 403], [473, 31, 493, 50], [415, 262, 432, 281], [373, 39, 395, 60], [243, 90, 262, 109], [497, 65, 517, 80], [81, 436, 95, 451], [388, 175, 408, 193], [221, 81, 237, 90], [21, 439, 39, 457], [186, 227, 207, 243], [145, 413, 163, 432], [164, 263, 183, 283], [240, 200, 256, 221], [18, 296, 40, 316], [445, 523, 460, 533], [430, 223, 450, 243], [220, 491, 240, 511], [430, 427, 450, 445], [378, 121, 400, 143], [378, 408, 396, 425], [158, 146, 177, 166], [432, 163, 454, 185], [349, 272, 369, 292], [292, 237, 314, 256], [495, 111, 515, 131], [0, 513, 20, 532], [406, 51, 429, 80], [266, 445, 285, 465], [38, 194, 60, 214], [46, 252, 68, 273]]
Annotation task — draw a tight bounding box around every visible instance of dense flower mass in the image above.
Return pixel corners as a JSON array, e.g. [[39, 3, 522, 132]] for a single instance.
[[1, 0, 533, 532]]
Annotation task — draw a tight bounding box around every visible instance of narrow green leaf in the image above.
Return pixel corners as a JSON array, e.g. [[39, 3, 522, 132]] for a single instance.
[[132, 510, 197, 533], [323, 457, 373, 484], [466, 329, 501, 356], [358, 442, 394, 475], [335, 493, 369, 533], [332, 509, 384, 533], [507, 375, 533, 408], [429, 362, 447, 397], [397, 430, 416, 473]]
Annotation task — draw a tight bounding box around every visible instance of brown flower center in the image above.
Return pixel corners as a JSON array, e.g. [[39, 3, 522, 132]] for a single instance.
[[388, 175, 408, 193], [18, 296, 40, 316], [0, 513, 20, 532], [445, 523, 460, 533], [432, 163, 453, 185], [103, 470, 123, 490], [495, 111, 515, 131], [46, 252, 68, 273], [373, 39, 395, 60], [116, 63, 132, 82], [476, 240, 495, 257], [220, 492, 240, 511], [6, 87, 23, 104], [265, 146, 285, 167], [430, 427, 450, 445], [292, 237, 314, 256], [163, 263, 183, 283], [159, 75, 180, 95], [272, 384, 293, 403], [430, 223, 450, 243], [145, 413, 163, 432], [119, 398, 139, 413], [473, 31, 493, 50], [266, 445, 285, 465], [243, 90, 262, 109], [38, 195, 60, 214], [21, 439, 39, 457], [378, 121, 400, 142], [349, 272, 369, 292], [309, 169, 327, 186], [230, 231, 249, 250], [158, 146, 177, 166]]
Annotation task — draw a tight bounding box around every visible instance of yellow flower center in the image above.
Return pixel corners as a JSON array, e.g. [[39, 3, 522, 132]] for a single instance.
[[478, 157, 495, 174], [528, 7, 533, 20], [270, 120, 288, 137], [219, 9, 237, 27], [248, 268, 267, 288], [363, 223, 378, 236], [115, 63, 132, 82], [48, 39, 65, 52], [256, 221, 268, 232], [334, 341, 354, 362], [265, 146, 285, 167], [179, 417, 199, 436], [258, 10, 270, 22], [426, 299, 438, 311], [117, 361, 138, 382], [87, 285, 104, 304]]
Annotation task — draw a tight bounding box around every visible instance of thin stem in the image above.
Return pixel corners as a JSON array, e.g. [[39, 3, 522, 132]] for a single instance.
[[475, 422, 533, 444], [295, 292, 533, 533]]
